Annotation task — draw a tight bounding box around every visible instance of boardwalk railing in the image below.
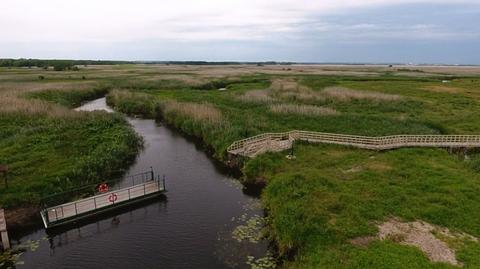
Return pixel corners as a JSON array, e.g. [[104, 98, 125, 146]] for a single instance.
[[227, 130, 480, 157]]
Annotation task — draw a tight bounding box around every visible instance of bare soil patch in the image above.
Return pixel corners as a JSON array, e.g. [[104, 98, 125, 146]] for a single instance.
[[349, 218, 479, 266], [377, 218, 478, 266]]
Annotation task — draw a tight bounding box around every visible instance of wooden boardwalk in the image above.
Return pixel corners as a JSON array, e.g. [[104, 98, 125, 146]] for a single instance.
[[0, 209, 10, 249], [227, 130, 480, 157], [41, 179, 165, 229]]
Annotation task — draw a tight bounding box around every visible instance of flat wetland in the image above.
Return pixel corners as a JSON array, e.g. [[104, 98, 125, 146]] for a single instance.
[[1, 64, 480, 268]]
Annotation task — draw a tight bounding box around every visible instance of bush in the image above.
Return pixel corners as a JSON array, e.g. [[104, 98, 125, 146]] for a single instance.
[[52, 61, 74, 71]]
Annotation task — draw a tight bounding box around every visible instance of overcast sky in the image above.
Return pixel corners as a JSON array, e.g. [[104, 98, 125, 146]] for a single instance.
[[1, 0, 479, 64]]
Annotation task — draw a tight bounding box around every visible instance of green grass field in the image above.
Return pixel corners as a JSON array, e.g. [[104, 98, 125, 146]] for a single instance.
[[2, 65, 480, 268], [0, 75, 141, 208], [102, 65, 480, 268]]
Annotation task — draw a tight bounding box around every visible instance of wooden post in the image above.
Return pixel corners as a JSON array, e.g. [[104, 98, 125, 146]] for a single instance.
[[0, 165, 7, 189], [0, 209, 10, 250]]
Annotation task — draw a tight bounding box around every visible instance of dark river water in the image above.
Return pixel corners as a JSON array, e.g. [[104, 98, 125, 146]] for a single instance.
[[11, 98, 270, 269]]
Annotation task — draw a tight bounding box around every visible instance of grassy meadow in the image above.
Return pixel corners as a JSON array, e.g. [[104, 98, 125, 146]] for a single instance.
[[0, 68, 141, 213], [2, 64, 480, 268]]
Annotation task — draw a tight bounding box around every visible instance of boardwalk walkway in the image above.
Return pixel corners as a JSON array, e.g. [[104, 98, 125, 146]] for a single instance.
[[227, 130, 480, 157]]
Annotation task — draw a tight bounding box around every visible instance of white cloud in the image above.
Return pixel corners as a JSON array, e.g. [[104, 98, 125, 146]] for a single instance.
[[1, 0, 480, 62], [1, 0, 479, 44]]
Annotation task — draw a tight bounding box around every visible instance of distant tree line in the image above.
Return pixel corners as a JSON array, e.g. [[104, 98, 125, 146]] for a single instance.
[[142, 61, 294, 65], [0, 58, 298, 70], [0, 58, 132, 71]]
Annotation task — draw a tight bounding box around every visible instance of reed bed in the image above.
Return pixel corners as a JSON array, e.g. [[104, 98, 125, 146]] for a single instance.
[[141, 75, 205, 86], [0, 80, 103, 117], [270, 79, 302, 92], [237, 79, 325, 104], [109, 89, 224, 124], [237, 89, 275, 104], [108, 89, 152, 105], [0, 96, 69, 116], [0, 81, 97, 94], [107, 89, 157, 116], [269, 104, 338, 116], [270, 79, 325, 102], [323, 86, 402, 101], [162, 101, 223, 124], [0, 91, 92, 118]]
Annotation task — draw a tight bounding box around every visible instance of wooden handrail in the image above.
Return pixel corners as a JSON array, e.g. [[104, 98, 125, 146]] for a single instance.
[[227, 130, 480, 157]]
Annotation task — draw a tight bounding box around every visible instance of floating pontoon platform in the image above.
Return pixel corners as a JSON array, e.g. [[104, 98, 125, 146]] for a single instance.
[[40, 170, 166, 229]]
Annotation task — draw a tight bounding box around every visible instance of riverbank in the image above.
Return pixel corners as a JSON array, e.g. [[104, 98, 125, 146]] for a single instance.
[[3, 65, 480, 268], [0, 85, 142, 230], [104, 68, 480, 268], [12, 97, 272, 269]]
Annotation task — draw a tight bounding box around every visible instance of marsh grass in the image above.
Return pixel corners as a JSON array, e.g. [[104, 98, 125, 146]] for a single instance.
[[109, 89, 223, 124], [0, 80, 105, 117], [237, 89, 275, 104], [237, 79, 325, 104], [0, 81, 97, 94], [26, 87, 107, 108], [251, 143, 480, 268], [269, 104, 338, 116], [108, 89, 157, 116], [162, 101, 223, 124], [270, 79, 325, 103], [7, 66, 480, 269], [107, 89, 233, 157], [0, 95, 72, 117], [104, 72, 480, 268], [323, 86, 403, 101], [0, 79, 141, 208], [0, 111, 141, 207]]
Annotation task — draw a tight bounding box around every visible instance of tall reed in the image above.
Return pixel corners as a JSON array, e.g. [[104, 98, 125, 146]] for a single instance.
[[323, 87, 402, 101], [269, 104, 338, 116]]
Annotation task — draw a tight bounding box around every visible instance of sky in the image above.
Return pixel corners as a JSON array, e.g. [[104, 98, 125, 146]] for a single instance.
[[1, 0, 480, 64]]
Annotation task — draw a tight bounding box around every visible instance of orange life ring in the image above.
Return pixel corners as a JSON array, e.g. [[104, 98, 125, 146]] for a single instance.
[[108, 193, 118, 203], [98, 183, 109, 193]]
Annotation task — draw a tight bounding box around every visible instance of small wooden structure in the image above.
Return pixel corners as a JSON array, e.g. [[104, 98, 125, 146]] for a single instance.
[[40, 170, 166, 229], [0, 165, 7, 189], [228, 130, 480, 158], [0, 209, 10, 249]]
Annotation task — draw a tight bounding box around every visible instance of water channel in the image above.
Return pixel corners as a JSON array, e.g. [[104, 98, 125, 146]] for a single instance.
[[11, 98, 270, 269]]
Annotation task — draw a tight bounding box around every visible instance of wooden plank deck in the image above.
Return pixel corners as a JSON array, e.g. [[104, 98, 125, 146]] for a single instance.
[[0, 209, 10, 249], [41, 180, 165, 228], [227, 130, 480, 157]]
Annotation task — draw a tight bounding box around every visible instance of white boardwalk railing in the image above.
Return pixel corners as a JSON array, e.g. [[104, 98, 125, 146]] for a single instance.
[[227, 130, 480, 157]]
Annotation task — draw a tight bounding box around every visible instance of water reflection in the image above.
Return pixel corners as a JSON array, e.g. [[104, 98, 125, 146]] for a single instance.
[[13, 98, 271, 269], [47, 197, 167, 252]]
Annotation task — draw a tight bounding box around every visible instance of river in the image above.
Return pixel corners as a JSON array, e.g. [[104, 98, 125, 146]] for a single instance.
[[11, 98, 271, 269]]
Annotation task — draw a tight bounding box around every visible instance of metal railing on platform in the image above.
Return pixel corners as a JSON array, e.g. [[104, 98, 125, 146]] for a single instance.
[[40, 169, 166, 228], [41, 169, 157, 208]]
